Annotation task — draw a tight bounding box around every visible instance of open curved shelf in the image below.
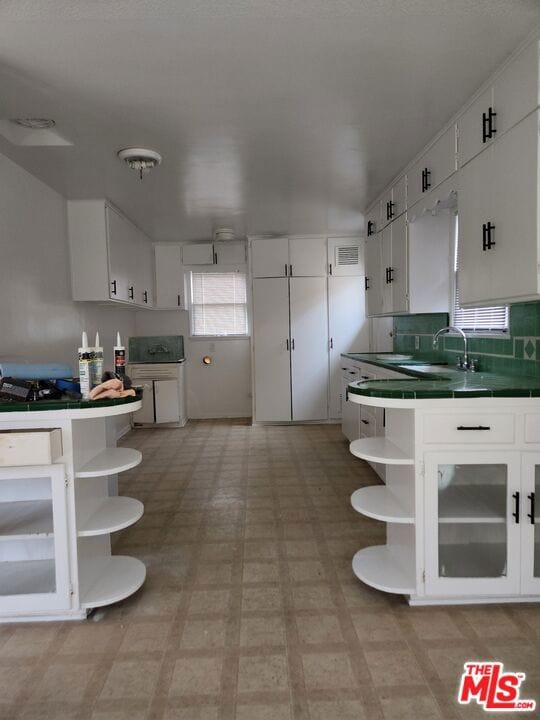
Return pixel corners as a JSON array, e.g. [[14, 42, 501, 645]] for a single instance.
[[351, 487, 414, 524], [349, 438, 413, 465], [76, 448, 142, 478], [79, 556, 146, 609], [77, 497, 144, 537], [352, 546, 415, 594]]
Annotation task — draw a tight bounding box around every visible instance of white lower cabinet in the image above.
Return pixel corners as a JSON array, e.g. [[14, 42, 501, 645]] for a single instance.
[[520, 454, 540, 595]]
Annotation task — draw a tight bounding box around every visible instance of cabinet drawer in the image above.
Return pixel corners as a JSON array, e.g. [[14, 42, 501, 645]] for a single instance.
[[524, 414, 540, 443], [360, 407, 376, 437], [423, 414, 514, 444], [0, 429, 63, 466]]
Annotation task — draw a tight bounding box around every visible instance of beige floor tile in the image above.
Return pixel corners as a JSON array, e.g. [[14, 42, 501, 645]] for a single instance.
[[295, 614, 344, 645], [301, 652, 357, 690], [237, 654, 289, 693], [119, 621, 170, 653], [0, 627, 59, 657], [0, 665, 34, 703], [162, 707, 220, 720], [379, 694, 444, 720], [287, 560, 327, 582], [364, 649, 426, 687], [169, 657, 224, 696], [235, 703, 292, 720], [407, 609, 464, 640], [188, 589, 232, 615], [99, 659, 161, 700], [291, 585, 336, 610], [243, 561, 280, 583], [242, 586, 284, 612], [308, 699, 366, 720], [352, 610, 405, 642], [31, 662, 97, 702], [180, 618, 227, 649], [240, 616, 287, 647]]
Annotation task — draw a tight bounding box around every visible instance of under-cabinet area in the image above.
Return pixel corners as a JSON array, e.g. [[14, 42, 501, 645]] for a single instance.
[[347, 391, 540, 605]]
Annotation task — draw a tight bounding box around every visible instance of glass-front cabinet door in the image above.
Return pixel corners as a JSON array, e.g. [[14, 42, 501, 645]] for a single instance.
[[521, 455, 540, 595], [424, 452, 521, 597]]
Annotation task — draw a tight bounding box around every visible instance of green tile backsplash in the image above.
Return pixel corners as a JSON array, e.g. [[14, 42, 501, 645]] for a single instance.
[[393, 302, 540, 377]]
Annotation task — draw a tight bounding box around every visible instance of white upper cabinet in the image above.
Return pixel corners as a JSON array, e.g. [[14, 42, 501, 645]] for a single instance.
[[327, 237, 364, 276], [381, 175, 407, 228], [407, 126, 457, 209], [251, 236, 289, 277], [365, 233, 383, 317], [365, 202, 381, 238], [154, 244, 186, 309], [289, 236, 327, 276], [68, 200, 154, 309], [458, 110, 540, 307], [182, 243, 215, 265], [458, 40, 540, 168], [380, 214, 408, 315], [214, 241, 246, 265]]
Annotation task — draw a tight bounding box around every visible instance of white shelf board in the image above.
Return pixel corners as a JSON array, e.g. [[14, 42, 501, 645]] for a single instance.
[[351, 487, 414, 524], [0, 500, 53, 540], [439, 485, 507, 524], [0, 559, 55, 596], [78, 497, 144, 537], [79, 555, 146, 609], [349, 438, 414, 465], [352, 546, 416, 594], [76, 448, 142, 478]]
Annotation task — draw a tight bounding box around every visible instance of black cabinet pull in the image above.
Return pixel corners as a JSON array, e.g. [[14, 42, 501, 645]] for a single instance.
[[488, 106, 497, 137], [512, 491, 520, 524], [348, 370, 356, 375], [486, 222, 495, 250], [286, 339, 289, 350], [388, 201, 394, 219], [385, 267, 389, 284], [128, 285, 134, 300], [284, 263, 288, 276], [290, 264, 293, 276], [330, 337, 333, 349], [528, 492, 535, 525], [345, 388, 349, 401], [456, 425, 491, 431], [482, 111, 489, 143], [482, 223, 488, 251], [361, 419, 369, 425], [361, 375, 370, 380], [177, 294, 181, 306], [329, 263, 332, 275], [365, 277, 370, 291], [143, 290, 148, 304], [367, 220, 374, 236], [424, 168, 431, 192], [110, 279, 117, 295], [214, 252, 218, 264], [388, 267, 394, 283], [291, 338, 295, 350]]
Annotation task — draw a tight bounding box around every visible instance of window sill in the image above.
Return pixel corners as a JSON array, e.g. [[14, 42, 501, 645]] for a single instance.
[[189, 335, 250, 341]]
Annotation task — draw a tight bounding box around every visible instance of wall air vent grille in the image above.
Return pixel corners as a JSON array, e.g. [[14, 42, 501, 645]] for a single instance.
[[336, 245, 360, 266]]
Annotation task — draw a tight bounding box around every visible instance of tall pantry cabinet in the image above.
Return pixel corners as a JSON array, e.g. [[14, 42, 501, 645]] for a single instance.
[[251, 236, 367, 423]]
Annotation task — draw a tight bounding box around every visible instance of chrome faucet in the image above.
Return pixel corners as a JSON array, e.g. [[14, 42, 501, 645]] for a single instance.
[[433, 326, 469, 371]]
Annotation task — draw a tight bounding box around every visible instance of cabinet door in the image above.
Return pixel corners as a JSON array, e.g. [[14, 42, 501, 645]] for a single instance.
[[327, 237, 363, 277], [341, 370, 360, 441], [391, 175, 407, 219], [154, 245, 185, 309], [328, 277, 369, 418], [424, 451, 521, 597], [182, 243, 214, 265], [106, 205, 132, 302], [215, 242, 246, 265], [289, 237, 327, 276], [456, 145, 494, 306], [251, 237, 289, 278], [494, 40, 539, 138], [365, 233, 383, 317], [290, 277, 328, 421], [520, 454, 540, 595], [0, 465, 70, 614], [132, 381, 155, 424], [154, 380, 180, 423], [458, 87, 494, 168], [408, 126, 457, 208], [380, 226, 393, 315], [135, 233, 154, 308], [365, 202, 381, 238], [389, 213, 408, 314], [252, 278, 291, 421], [489, 111, 539, 303]]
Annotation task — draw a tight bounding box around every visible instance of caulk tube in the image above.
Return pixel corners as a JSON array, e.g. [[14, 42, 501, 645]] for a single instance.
[[78, 331, 92, 400], [114, 331, 126, 376], [92, 332, 104, 387]]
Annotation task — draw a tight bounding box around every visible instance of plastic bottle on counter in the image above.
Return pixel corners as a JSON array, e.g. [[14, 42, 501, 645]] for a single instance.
[[92, 332, 104, 387], [78, 331, 92, 400], [114, 331, 126, 377]]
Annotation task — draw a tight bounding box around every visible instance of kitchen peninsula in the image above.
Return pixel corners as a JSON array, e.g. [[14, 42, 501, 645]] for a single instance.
[[345, 353, 540, 605], [0, 396, 144, 622]]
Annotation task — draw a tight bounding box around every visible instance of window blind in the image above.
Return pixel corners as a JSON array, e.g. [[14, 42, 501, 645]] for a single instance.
[[453, 217, 508, 332], [191, 272, 248, 337]]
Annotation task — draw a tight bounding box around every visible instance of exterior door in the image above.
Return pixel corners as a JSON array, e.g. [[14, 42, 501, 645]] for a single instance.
[[328, 276, 369, 419], [290, 277, 328, 421], [520, 454, 540, 595], [252, 278, 291, 421], [424, 451, 521, 597]]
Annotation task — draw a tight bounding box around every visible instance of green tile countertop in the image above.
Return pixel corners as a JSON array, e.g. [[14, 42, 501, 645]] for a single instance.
[[342, 352, 540, 399], [0, 395, 140, 413]]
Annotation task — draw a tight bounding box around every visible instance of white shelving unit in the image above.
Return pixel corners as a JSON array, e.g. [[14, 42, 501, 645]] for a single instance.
[[349, 437, 414, 465], [351, 487, 414, 523], [352, 546, 416, 594], [0, 400, 145, 622]]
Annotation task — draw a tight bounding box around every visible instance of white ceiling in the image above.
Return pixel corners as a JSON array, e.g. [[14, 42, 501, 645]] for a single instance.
[[0, 0, 539, 241]]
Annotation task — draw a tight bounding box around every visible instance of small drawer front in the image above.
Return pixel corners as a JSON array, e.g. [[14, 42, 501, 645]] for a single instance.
[[524, 414, 540, 443], [0, 429, 63, 466], [360, 407, 376, 437], [341, 366, 359, 381], [423, 414, 514, 444]]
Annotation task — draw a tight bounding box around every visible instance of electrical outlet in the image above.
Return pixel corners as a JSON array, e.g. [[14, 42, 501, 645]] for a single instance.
[[415, 335, 420, 350]]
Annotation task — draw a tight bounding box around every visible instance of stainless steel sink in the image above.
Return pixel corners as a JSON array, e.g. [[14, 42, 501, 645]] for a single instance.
[[399, 363, 455, 375]]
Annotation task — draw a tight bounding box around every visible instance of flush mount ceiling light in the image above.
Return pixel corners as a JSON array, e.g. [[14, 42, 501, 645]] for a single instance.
[[10, 118, 56, 129], [117, 147, 162, 180], [214, 228, 235, 242]]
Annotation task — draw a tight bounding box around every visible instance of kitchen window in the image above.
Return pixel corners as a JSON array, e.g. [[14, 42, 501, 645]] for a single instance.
[[190, 271, 249, 337], [452, 215, 508, 333]]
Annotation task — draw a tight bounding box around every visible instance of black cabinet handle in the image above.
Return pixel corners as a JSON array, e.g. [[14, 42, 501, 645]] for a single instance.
[[488, 106, 497, 137], [423, 168, 431, 192], [456, 425, 491, 431], [290, 264, 293, 276], [361, 419, 369, 425], [110, 279, 117, 295], [388, 201, 394, 219], [367, 220, 374, 236], [345, 388, 349, 401], [528, 492, 535, 525], [482, 223, 488, 251], [286, 339, 289, 351], [348, 370, 356, 375], [385, 267, 389, 284], [388, 267, 394, 283], [482, 111, 489, 143], [143, 290, 148, 304], [512, 491, 520, 524], [361, 375, 370, 380], [483, 222, 496, 251], [365, 277, 370, 291], [330, 337, 333, 349], [284, 263, 288, 276], [177, 294, 182, 306], [214, 252, 218, 264], [291, 338, 295, 350], [329, 263, 332, 275], [128, 285, 134, 299]]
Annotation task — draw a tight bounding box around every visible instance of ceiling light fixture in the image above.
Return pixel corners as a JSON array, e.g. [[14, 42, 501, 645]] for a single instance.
[[117, 147, 162, 180], [11, 118, 56, 129]]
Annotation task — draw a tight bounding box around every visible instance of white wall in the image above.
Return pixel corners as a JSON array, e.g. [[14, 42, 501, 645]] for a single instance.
[[134, 310, 252, 419], [0, 151, 136, 376]]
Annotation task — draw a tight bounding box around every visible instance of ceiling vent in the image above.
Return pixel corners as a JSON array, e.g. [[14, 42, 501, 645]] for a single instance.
[[336, 245, 360, 266], [214, 228, 235, 242], [117, 147, 162, 180]]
